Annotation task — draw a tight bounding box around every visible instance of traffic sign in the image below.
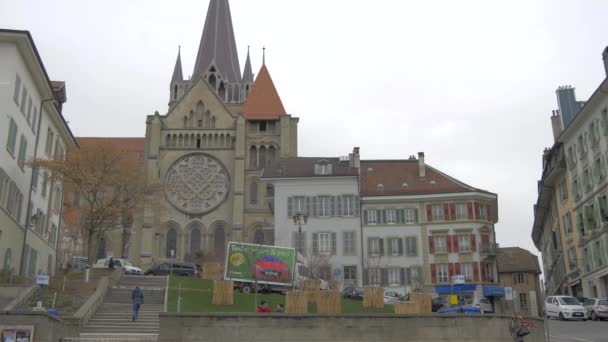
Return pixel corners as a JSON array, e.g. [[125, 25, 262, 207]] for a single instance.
[[505, 287, 513, 300], [36, 275, 50, 285]]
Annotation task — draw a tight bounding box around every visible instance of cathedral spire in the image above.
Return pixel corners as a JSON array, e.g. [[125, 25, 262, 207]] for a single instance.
[[242, 46, 254, 84], [192, 0, 241, 83], [171, 46, 183, 82], [242, 64, 287, 120]]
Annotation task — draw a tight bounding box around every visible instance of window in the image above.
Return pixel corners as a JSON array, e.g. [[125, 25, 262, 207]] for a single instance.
[[367, 268, 381, 285], [514, 273, 526, 284], [26, 98, 32, 125], [568, 145, 578, 167], [342, 195, 356, 216], [343, 231, 355, 255], [314, 161, 332, 175], [386, 209, 396, 224], [53, 187, 61, 212], [388, 238, 403, 256], [461, 263, 473, 282], [388, 268, 401, 286], [367, 209, 377, 225], [405, 237, 417, 257], [293, 232, 306, 255], [576, 211, 585, 236], [568, 247, 577, 269], [583, 168, 593, 191], [437, 264, 449, 283], [259, 121, 267, 132], [573, 177, 582, 200], [319, 196, 331, 216], [249, 182, 258, 205], [599, 195, 608, 222], [477, 203, 488, 220], [434, 235, 447, 254], [344, 266, 357, 284], [596, 241, 603, 267], [7, 118, 18, 155], [288, 196, 306, 217], [594, 157, 606, 183], [318, 233, 331, 255], [519, 293, 528, 310], [18, 135, 27, 166], [458, 234, 470, 252], [45, 128, 54, 155], [368, 238, 383, 256], [41, 172, 48, 197], [13, 74, 21, 105], [32, 110, 37, 133], [32, 168, 39, 191], [559, 179, 568, 202], [404, 208, 418, 223], [563, 212, 573, 234], [485, 263, 494, 282], [432, 204, 444, 221], [456, 203, 467, 220], [20, 87, 28, 114]]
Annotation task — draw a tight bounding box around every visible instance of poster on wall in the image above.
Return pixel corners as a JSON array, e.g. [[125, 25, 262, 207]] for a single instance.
[[0, 325, 34, 342]]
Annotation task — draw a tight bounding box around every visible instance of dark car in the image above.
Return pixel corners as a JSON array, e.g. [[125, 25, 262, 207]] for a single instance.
[[145, 261, 199, 277], [342, 285, 364, 300]]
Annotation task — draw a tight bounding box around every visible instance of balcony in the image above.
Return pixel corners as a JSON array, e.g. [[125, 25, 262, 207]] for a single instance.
[[479, 242, 499, 255]]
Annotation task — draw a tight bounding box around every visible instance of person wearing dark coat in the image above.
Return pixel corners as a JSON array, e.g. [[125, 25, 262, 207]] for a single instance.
[[108, 257, 115, 269], [132, 286, 144, 321]]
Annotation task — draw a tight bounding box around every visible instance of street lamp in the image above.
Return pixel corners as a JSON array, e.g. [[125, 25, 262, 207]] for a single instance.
[[292, 212, 308, 255]]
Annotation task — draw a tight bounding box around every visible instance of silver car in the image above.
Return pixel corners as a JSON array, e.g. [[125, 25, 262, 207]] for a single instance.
[[582, 298, 608, 321]]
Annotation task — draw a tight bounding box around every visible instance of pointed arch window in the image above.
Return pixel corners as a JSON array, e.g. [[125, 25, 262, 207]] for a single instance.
[[250, 182, 258, 205], [218, 82, 226, 101], [249, 146, 258, 169], [190, 228, 201, 254], [268, 146, 277, 165], [166, 228, 177, 258], [173, 85, 178, 100], [208, 74, 217, 89], [258, 146, 267, 169], [205, 111, 211, 128], [211, 116, 216, 129]]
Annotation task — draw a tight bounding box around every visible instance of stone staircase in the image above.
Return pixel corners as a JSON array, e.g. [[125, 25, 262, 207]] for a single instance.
[[64, 275, 167, 342]]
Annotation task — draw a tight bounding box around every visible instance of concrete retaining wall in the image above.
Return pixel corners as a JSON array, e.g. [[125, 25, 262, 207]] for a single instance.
[[159, 313, 544, 342], [0, 311, 79, 342]]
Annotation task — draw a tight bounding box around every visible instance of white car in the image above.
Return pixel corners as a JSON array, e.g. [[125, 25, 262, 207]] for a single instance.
[[545, 296, 587, 321], [384, 291, 402, 304], [93, 258, 142, 275], [463, 297, 494, 313]]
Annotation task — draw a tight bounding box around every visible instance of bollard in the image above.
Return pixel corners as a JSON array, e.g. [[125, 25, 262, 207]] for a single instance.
[[84, 268, 90, 283]]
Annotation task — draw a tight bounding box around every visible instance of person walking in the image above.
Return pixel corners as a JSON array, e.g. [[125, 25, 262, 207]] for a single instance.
[[132, 286, 144, 321], [275, 303, 284, 313], [510, 312, 529, 342], [256, 300, 272, 313], [108, 257, 115, 269]]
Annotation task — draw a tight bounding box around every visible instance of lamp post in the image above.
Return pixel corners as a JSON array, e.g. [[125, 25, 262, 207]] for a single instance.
[[292, 213, 308, 255]]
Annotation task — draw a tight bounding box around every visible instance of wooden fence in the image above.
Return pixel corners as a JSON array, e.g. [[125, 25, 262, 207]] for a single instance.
[[203, 263, 222, 280], [285, 291, 309, 314], [212, 280, 234, 305], [363, 286, 384, 309], [315, 290, 341, 314], [394, 292, 433, 314]]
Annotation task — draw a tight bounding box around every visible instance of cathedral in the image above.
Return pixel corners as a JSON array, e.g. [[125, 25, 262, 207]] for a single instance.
[[135, 0, 298, 266]]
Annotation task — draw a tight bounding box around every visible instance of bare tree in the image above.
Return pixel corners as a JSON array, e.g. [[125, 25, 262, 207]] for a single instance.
[[28, 141, 161, 263]]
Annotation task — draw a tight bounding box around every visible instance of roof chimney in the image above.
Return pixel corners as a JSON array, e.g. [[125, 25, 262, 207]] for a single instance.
[[349, 147, 360, 169], [551, 110, 563, 142], [603, 46, 608, 77], [418, 152, 425, 178]]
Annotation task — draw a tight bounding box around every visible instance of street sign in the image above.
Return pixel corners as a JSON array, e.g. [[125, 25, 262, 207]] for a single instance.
[[452, 275, 465, 284], [505, 287, 513, 300], [36, 275, 50, 286]]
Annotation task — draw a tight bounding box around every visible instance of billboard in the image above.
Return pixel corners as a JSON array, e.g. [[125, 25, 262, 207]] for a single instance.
[[224, 242, 296, 286]]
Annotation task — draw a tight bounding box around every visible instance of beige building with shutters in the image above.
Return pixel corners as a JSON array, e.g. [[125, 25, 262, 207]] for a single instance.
[[497, 247, 543, 317]]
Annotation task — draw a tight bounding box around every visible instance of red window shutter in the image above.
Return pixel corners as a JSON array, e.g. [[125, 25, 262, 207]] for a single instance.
[[426, 204, 433, 222], [449, 203, 456, 220], [473, 262, 480, 282], [428, 236, 435, 254], [452, 235, 459, 252], [431, 264, 437, 284], [481, 234, 489, 251], [455, 262, 461, 275], [448, 263, 454, 278], [467, 202, 473, 219], [470, 234, 477, 252], [443, 203, 449, 221], [487, 205, 493, 222], [473, 202, 480, 220], [446, 235, 453, 253], [480, 262, 487, 282]]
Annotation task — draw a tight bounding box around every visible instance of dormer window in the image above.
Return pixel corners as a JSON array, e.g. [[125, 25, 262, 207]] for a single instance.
[[314, 160, 332, 175]]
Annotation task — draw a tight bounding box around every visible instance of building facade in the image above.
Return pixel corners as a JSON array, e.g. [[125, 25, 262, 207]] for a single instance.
[[0, 29, 76, 276], [262, 150, 363, 286], [133, 0, 298, 268], [360, 153, 501, 304], [497, 247, 543, 317], [533, 47, 608, 298]]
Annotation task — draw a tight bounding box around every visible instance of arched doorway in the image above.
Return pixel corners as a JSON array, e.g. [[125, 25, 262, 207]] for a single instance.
[[190, 228, 201, 255], [213, 223, 226, 262], [96, 237, 106, 260], [253, 229, 264, 245], [166, 228, 177, 259]]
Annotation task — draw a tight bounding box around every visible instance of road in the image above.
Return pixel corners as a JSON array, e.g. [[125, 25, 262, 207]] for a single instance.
[[547, 318, 608, 342]]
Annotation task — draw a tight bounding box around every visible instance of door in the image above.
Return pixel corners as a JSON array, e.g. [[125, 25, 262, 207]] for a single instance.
[[546, 297, 555, 317]]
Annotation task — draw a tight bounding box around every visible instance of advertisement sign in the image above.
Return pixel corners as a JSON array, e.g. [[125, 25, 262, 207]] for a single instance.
[[224, 242, 296, 286], [36, 275, 50, 285], [505, 287, 513, 300], [0, 325, 34, 342], [452, 275, 465, 284]]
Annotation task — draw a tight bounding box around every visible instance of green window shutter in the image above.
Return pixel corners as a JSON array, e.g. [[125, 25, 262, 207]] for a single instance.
[[364, 210, 368, 224], [397, 209, 404, 224], [331, 232, 337, 255], [353, 196, 360, 216], [379, 239, 385, 256], [336, 196, 342, 216], [387, 238, 393, 255], [382, 209, 387, 224], [312, 233, 319, 255], [398, 238, 404, 256], [311, 196, 318, 217], [400, 268, 406, 285], [367, 238, 373, 256], [288, 197, 294, 217]]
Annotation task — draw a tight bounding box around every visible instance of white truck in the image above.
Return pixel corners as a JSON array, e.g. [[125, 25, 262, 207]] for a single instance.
[[224, 242, 328, 293]]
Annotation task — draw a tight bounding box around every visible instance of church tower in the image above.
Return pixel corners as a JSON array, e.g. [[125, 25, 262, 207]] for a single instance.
[[139, 0, 299, 268]]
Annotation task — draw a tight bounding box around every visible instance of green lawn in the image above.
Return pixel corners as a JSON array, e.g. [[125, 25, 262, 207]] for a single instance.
[[167, 277, 393, 314]]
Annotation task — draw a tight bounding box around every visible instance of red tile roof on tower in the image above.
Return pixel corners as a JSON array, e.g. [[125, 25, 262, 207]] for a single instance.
[[242, 65, 287, 120], [76, 137, 145, 164], [361, 160, 492, 196]]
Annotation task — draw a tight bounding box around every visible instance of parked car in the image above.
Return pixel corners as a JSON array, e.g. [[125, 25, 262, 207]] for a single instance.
[[383, 291, 402, 304], [93, 258, 142, 275], [341, 285, 364, 300], [463, 297, 494, 313], [432, 297, 444, 312], [145, 261, 199, 277], [437, 306, 481, 314], [545, 296, 587, 321], [582, 297, 608, 321], [251, 255, 289, 282]]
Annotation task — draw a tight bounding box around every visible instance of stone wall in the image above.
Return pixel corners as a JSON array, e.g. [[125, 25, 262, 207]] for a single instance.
[[0, 311, 78, 342], [159, 313, 544, 342]]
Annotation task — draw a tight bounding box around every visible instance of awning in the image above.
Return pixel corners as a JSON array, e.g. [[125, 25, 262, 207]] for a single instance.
[[483, 285, 505, 297], [435, 284, 477, 294]]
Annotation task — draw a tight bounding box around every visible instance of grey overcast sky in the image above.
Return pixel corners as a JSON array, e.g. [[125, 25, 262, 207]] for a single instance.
[[2, 0, 607, 259]]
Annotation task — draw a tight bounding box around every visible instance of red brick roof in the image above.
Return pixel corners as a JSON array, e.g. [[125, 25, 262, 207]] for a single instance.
[[242, 65, 287, 120], [76, 137, 144, 162], [361, 160, 488, 196]]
